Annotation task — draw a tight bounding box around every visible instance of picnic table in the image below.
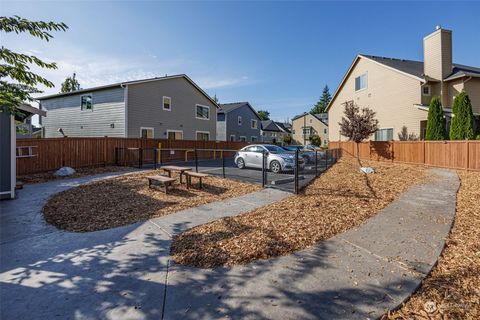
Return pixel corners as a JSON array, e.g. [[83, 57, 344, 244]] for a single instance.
[[160, 166, 192, 184]]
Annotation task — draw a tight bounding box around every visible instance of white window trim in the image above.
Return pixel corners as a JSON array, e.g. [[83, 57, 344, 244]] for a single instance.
[[239, 135, 247, 141], [162, 96, 172, 111], [374, 127, 394, 141], [80, 93, 93, 111], [238, 116, 242, 126], [140, 127, 154, 138], [251, 119, 257, 129], [251, 136, 258, 142], [166, 129, 184, 140], [230, 134, 236, 141], [195, 130, 210, 141], [422, 85, 431, 96], [355, 72, 368, 92], [195, 104, 210, 120]]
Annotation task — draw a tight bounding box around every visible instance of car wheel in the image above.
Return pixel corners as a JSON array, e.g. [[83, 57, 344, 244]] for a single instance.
[[270, 160, 281, 173], [237, 157, 246, 169]]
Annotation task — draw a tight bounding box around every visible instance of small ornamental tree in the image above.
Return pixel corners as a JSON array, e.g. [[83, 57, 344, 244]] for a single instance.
[[0, 16, 68, 116], [449, 91, 475, 140], [398, 125, 418, 141], [425, 96, 446, 140], [283, 133, 292, 145], [339, 101, 378, 157], [308, 134, 322, 146], [60, 72, 81, 93]]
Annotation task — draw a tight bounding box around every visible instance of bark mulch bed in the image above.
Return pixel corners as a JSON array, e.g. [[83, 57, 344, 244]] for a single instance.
[[43, 172, 261, 232], [18, 166, 132, 184], [386, 170, 479, 320], [171, 156, 426, 268]]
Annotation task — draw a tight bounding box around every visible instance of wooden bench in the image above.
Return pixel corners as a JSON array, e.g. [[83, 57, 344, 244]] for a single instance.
[[147, 175, 177, 194], [184, 171, 209, 189], [160, 166, 192, 184]]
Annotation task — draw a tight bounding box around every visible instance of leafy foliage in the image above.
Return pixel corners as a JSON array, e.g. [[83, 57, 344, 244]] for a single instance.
[[60, 72, 81, 93], [398, 125, 419, 141], [283, 133, 292, 145], [310, 85, 331, 114], [425, 96, 446, 140], [338, 101, 378, 143], [308, 134, 322, 146], [257, 110, 270, 121], [0, 16, 67, 116], [449, 91, 475, 140]]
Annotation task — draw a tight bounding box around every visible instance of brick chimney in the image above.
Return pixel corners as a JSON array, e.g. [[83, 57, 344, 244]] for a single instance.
[[423, 26, 453, 80]]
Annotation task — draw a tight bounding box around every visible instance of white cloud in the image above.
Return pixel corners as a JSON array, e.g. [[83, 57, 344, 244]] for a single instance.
[[196, 75, 251, 89]]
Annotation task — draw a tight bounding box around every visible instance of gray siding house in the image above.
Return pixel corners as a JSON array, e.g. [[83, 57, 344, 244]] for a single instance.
[[38, 74, 218, 140], [216, 102, 262, 142], [261, 120, 287, 144]]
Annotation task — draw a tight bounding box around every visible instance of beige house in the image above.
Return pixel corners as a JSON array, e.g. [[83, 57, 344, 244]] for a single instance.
[[291, 113, 329, 146], [327, 27, 480, 141]]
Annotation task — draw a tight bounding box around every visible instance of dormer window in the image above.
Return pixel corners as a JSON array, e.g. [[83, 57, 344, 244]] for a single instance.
[[355, 73, 368, 91], [422, 85, 431, 96]]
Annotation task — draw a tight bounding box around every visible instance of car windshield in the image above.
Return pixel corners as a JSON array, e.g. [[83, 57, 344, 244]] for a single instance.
[[263, 145, 286, 152]]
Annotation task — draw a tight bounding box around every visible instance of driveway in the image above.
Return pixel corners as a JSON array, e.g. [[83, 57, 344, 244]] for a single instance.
[[0, 168, 458, 319]]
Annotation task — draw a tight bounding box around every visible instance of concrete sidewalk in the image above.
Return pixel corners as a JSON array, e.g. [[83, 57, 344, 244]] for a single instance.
[[0, 168, 458, 320]]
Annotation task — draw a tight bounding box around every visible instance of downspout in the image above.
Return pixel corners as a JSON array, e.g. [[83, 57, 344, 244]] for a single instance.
[[121, 84, 128, 137]]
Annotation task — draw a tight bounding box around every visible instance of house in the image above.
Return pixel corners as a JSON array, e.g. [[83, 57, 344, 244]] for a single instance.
[[38, 74, 218, 141], [327, 27, 480, 141], [16, 118, 42, 139], [216, 102, 262, 142], [260, 120, 282, 144], [276, 121, 292, 134], [0, 104, 46, 200], [291, 113, 329, 147]]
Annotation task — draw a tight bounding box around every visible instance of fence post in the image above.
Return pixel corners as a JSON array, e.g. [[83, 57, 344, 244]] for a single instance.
[[103, 136, 108, 166], [222, 151, 226, 178], [154, 148, 157, 170], [466, 141, 470, 170], [115, 147, 119, 166], [194, 148, 198, 173], [315, 150, 318, 176], [294, 149, 299, 194], [138, 148, 143, 168], [262, 151, 266, 188]]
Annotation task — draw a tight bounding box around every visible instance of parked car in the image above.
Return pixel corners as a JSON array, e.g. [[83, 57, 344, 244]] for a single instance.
[[282, 145, 316, 163], [234, 144, 304, 173]]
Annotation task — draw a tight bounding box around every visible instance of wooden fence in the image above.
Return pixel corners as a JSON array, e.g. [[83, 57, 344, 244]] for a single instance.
[[16, 137, 248, 175], [329, 140, 480, 171]]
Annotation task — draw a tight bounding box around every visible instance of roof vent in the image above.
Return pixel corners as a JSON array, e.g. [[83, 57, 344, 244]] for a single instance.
[[435, 25, 441, 30]]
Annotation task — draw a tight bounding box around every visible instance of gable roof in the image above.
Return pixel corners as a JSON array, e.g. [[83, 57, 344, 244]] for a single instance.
[[291, 112, 328, 126], [326, 54, 480, 112], [218, 102, 262, 121], [275, 122, 291, 133], [37, 74, 219, 107], [261, 120, 282, 132]]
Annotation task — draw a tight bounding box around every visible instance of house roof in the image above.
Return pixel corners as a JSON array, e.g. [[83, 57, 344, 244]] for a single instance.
[[37, 74, 219, 107], [291, 112, 328, 126], [326, 54, 480, 112], [261, 120, 282, 132], [218, 102, 262, 121], [275, 122, 291, 133]]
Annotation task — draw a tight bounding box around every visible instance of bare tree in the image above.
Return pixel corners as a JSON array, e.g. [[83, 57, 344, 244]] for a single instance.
[[339, 101, 378, 157]]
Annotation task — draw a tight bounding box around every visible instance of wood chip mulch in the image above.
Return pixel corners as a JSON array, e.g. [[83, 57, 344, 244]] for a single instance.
[[43, 172, 261, 232], [18, 166, 132, 184], [171, 156, 427, 268], [386, 170, 480, 320]]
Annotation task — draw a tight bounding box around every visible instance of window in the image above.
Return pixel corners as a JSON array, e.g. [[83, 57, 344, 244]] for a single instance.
[[309, 119, 313, 123], [270, 132, 277, 137], [251, 119, 258, 129], [355, 73, 368, 91], [163, 96, 171, 110], [196, 105, 210, 120], [196, 131, 210, 141], [217, 113, 226, 121], [81, 94, 93, 110], [238, 116, 242, 126], [251, 136, 258, 142], [324, 128, 327, 134], [140, 127, 154, 139], [239, 136, 247, 142], [422, 86, 431, 96], [292, 129, 295, 134], [302, 127, 311, 136], [167, 130, 183, 140], [374, 128, 393, 141], [230, 135, 236, 142]]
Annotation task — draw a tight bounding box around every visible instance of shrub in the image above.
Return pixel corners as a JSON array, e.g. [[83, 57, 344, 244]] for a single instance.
[[449, 91, 475, 140], [308, 134, 322, 146], [425, 96, 446, 140]]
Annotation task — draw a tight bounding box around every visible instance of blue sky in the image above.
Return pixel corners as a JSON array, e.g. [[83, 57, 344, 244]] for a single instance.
[[2, 1, 480, 122]]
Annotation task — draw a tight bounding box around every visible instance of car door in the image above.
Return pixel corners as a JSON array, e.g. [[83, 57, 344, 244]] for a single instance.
[[250, 146, 265, 168], [241, 146, 257, 168]]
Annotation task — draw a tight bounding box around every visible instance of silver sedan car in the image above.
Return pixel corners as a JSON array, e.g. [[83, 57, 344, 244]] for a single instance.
[[234, 144, 305, 173]]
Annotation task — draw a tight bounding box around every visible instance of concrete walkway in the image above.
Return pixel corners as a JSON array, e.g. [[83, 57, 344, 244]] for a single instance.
[[0, 169, 458, 319]]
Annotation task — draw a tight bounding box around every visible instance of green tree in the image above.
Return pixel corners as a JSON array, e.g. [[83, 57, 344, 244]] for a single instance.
[[60, 72, 81, 93], [257, 110, 270, 120], [449, 91, 475, 140], [283, 133, 292, 145], [308, 134, 322, 146], [310, 85, 331, 114], [425, 96, 446, 140], [0, 16, 67, 116], [213, 93, 219, 104]]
